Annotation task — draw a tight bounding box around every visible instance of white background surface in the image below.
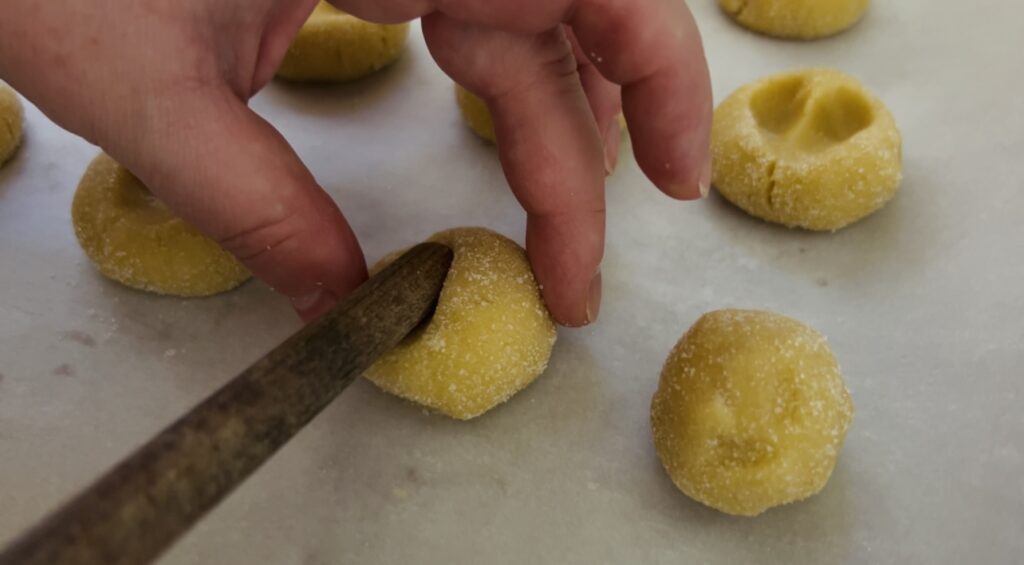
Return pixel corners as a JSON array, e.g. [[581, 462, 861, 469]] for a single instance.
[[1, 1, 1022, 563]]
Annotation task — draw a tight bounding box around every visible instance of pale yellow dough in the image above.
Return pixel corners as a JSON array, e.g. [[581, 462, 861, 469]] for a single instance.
[[455, 84, 629, 145], [712, 69, 902, 231], [0, 83, 24, 167], [277, 1, 410, 83], [72, 153, 251, 297], [651, 309, 853, 517], [364, 227, 557, 420], [719, 0, 869, 39], [455, 84, 497, 143]]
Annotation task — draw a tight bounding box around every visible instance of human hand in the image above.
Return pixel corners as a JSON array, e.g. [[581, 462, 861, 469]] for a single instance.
[[0, 0, 711, 326], [335, 0, 713, 326], [0, 0, 366, 321]]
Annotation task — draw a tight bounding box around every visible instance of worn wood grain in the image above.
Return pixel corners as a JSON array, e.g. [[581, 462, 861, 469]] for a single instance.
[[0, 242, 453, 565]]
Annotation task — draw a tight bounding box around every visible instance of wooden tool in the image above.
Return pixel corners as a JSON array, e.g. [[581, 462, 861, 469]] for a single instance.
[[0, 242, 453, 565]]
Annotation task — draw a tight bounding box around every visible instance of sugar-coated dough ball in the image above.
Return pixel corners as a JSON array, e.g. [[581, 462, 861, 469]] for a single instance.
[[72, 154, 250, 297], [455, 85, 497, 143], [277, 1, 409, 83], [364, 227, 557, 420], [651, 309, 853, 517], [719, 0, 869, 39], [712, 69, 902, 231], [0, 83, 24, 167]]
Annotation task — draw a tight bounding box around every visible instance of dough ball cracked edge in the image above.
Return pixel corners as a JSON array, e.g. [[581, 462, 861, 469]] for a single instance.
[[72, 153, 251, 297], [712, 68, 902, 231], [277, 1, 410, 83], [651, 309, 854, 517], [364, 227, 557, 420], [719, 0, 869, 40], [0, 83, 24, 167]]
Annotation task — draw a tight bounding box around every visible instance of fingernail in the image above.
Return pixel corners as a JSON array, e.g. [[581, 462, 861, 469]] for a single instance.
[[699, 154, 713, 199], [603, 120, 621, 176], [585, 271, 603, 325], [290, 289, 338, 321]]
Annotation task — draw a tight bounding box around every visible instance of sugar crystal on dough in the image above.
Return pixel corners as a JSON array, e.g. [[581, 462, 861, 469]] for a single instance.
[[651, 309, 854, 516]]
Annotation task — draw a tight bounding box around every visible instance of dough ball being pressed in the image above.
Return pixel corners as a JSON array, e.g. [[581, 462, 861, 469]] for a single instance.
[[364, 227, 557, 420], [651, 309, 853, 517], [718, 0, 869, 39], [277, 1, 409, 83], [0, 83, 24, 168], [72, 153, 250, 297], [455, 84, 629, 146], [712, 68, 902, 231]]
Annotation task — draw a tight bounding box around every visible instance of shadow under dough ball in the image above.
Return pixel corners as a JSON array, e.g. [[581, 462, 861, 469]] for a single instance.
[[719, 0, 870, 39], [0, 83, 24, 167], [276, 1, 410, 83], [711, 68, 902, 231], [364, 227, 557, 420], [72, 154, 251, 297], [651, 309, 854, 517]]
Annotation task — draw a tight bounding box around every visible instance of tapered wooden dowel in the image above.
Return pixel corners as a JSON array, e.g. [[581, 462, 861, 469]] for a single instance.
[[0, 242, 453, 565]]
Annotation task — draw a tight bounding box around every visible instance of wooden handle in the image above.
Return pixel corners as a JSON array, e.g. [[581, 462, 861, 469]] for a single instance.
[[0, 242, 453, 565]]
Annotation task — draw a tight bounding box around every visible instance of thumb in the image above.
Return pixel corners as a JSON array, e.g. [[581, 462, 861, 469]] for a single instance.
[[114, 87, 366, 321]]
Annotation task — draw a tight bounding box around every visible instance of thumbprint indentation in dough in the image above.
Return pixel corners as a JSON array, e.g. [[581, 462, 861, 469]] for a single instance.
[[806, 86, 874, 145], [750, 75, 811, 135], [751, 77, 874, 153]]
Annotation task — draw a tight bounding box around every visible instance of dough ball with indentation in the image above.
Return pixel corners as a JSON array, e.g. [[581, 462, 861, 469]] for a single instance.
[[719, 0, 869, 39], [276, 1, 409, 83], [712, 69, 901, 231], [364, 227, 557, 420], [455, 84, 629, 147], [0, 83, 24, 167], [72, 153, 250, 297], [651, 309, 853, 517]]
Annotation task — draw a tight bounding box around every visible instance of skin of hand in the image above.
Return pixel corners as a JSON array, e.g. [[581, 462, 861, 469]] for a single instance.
[[0, 0, 711, 326]]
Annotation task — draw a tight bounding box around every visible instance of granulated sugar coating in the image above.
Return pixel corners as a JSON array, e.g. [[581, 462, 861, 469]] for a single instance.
[[276, 1, 409, 83], [712, 68, 902, 231], [718, 0, 869, 39], [455, 85, 497, 143], [71, 153, 250, 297], [364, 227, 557, 420], [650, 309, 853, 517], [0, 83, 23, 167]]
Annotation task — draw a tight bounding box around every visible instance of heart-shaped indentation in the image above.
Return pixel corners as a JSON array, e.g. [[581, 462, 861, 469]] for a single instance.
[[750, 74, 875, 153]]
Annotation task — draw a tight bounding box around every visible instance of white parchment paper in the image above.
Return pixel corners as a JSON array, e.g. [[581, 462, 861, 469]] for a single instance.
[[1, 1, 1021, 563]]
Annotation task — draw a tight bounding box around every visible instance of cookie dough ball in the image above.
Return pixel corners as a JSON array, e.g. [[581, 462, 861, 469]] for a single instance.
[[72, 154, 250, 297], [277, 1, 409, 83], [712, 69, 902, 231], [0, 83, 24, 167], [719, 0, 869, 39], [455, 84, 629, 146], [651, 309, 853, 517], [365, 227, 557, 420], [455, 85, 497, 143]]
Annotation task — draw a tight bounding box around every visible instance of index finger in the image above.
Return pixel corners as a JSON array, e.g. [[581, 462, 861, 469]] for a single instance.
[[335, 0, 713, 198]]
